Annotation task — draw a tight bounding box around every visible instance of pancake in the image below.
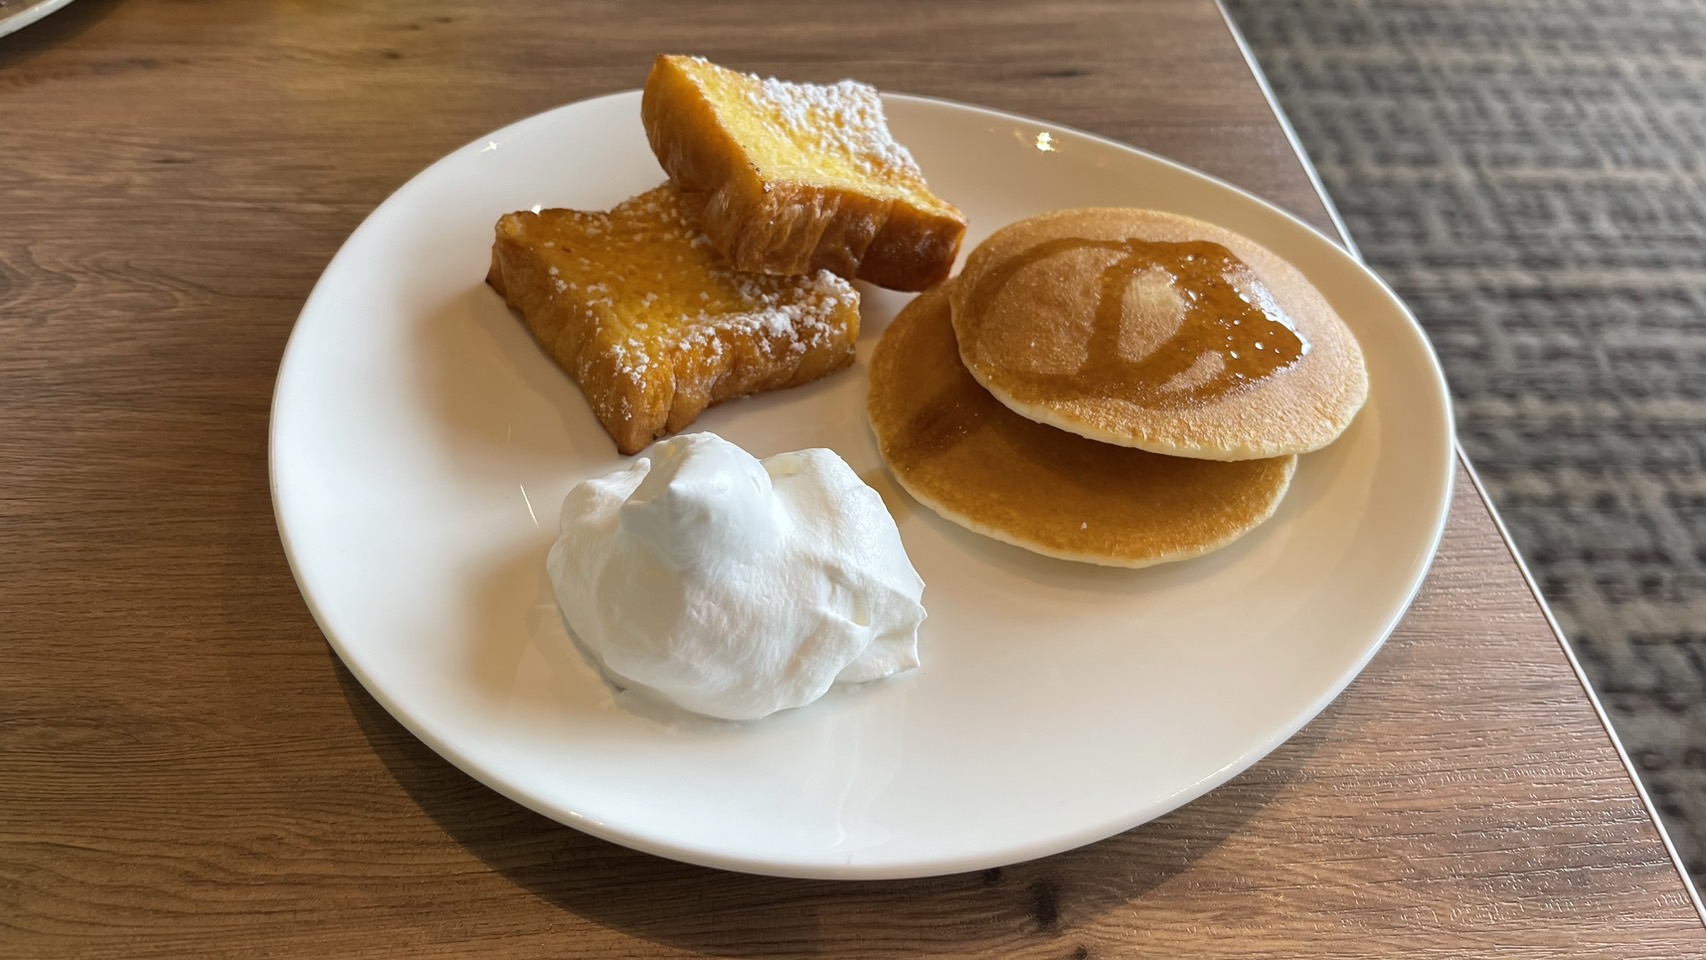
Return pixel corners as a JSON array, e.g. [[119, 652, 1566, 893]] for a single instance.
[[868, 284, 1298, 567], [948, 208, 1368, 460]]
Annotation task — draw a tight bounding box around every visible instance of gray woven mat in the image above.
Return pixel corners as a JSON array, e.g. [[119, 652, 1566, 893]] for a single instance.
[[1224, 0, 1706, 887]]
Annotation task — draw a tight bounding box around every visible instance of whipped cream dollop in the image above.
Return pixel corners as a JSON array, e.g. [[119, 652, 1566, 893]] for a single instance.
[[547, 432, 926, 721]]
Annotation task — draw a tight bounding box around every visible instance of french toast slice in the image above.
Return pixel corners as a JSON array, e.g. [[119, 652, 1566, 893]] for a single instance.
[[486, 184, 860, 455], [641, 54, 966, 292]]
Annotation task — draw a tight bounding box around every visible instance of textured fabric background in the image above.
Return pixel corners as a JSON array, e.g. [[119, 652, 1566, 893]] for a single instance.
[[1223, 0, 1706, 888]]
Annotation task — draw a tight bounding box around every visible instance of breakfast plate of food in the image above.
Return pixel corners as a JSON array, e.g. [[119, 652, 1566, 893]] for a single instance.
[[270, 57, 1454, 879]]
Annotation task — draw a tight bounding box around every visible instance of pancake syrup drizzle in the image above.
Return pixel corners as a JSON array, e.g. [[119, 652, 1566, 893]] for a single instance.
[[963, 237, 1309, 407]]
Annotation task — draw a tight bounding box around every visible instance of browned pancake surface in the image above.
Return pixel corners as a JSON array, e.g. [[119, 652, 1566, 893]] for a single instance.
[[949, 208, 1368, 460], [869, 284, 1297, 567]]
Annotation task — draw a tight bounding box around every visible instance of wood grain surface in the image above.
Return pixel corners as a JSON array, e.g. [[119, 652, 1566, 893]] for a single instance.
[[2, 1, 1702, 956]]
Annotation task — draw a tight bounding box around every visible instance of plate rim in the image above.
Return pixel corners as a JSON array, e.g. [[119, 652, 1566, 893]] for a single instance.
[[0, 0, 77, 40], [269, 89, 1457, 880]]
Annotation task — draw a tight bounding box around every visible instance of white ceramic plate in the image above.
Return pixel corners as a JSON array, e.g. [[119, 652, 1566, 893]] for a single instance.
[[0, 0, 76, 39], [271, 91, 1454, 880]]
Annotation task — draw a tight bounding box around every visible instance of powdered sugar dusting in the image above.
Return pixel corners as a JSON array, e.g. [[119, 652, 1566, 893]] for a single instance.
[[623, 264, 854, 378], [521, 185, 858, 396], [761, 78, 920, 182], [682, 56, 922, 184]]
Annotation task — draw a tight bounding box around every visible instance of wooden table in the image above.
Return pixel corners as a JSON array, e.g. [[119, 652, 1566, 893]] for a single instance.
[[3, 1, 1703, 956]]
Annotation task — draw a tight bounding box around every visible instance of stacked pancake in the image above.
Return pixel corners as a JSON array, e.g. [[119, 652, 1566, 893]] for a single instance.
[[867, 208, 1369, 567]]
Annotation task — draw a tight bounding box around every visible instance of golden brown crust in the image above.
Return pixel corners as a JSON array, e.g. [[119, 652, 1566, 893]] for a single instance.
[[869, 284, 1297, 567], [486, 186, 860, 455], [641, 54, 965, 292]]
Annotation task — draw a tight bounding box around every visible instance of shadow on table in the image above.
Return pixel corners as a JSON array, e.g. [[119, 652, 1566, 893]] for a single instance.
[[336, 662, 1317, 954]]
